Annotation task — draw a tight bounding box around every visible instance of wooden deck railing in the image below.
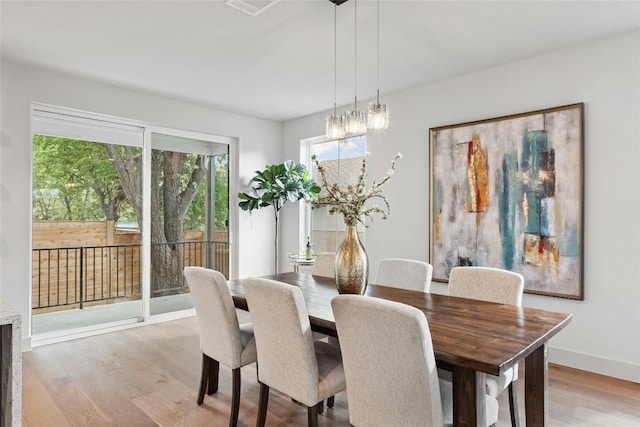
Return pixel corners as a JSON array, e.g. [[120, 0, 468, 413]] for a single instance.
[[32, 240, 229, 313]]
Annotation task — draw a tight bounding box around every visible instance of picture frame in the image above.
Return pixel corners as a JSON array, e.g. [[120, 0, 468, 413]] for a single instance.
[[429, 103, 584, 300]]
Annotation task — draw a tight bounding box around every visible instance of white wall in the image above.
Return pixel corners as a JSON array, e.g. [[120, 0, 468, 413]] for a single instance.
[[0, 61, 282, 346], [282, 31, 640, 382], [2, 30, 638, 382]]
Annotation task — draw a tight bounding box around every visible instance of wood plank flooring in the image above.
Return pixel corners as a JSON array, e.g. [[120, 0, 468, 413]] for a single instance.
[[22, 316, 640, 426]]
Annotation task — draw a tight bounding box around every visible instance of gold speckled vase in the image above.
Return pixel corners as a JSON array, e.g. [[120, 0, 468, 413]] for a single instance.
[[335, 225, 369, 295]]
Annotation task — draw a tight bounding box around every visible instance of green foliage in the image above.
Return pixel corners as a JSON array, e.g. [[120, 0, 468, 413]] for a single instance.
[[185, 154, 229, 231], [238, 160, 320, 273], [238, 160, 320, 214], [32, 135, 135, 222], [214, 155, 229, 231], [33, 135, 229, 232]]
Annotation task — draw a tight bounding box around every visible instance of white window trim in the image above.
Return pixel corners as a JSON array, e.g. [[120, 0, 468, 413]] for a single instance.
[[300, 135, 367, 255]]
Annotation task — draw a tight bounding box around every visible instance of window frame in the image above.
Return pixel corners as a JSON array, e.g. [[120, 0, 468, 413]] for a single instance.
[[300, 134, 367, 256]]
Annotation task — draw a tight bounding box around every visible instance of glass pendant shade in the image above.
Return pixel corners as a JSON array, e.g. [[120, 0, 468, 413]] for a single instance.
[[367, 101, 389, 130], [324, 0, 379, 139], [367, 0, 390, 131], [326, 112, 345, 139], [344, 107, 367, 136], [325, 2, 346, 140]]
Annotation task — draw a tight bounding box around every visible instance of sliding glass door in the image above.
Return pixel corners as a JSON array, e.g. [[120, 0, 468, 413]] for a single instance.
[[31, 109, 145, 336], [30, 105, 234, 340], [149, 132, 230, 316]]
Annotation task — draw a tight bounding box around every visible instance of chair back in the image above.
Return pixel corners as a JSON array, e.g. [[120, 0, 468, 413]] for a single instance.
[[375, 258, 433, 292], [331, 295, 444, 426], [243, 278, 320, 406], [184, 267, 246, 368], [448, 266, 524, 306], [312, 252, 335, 278]]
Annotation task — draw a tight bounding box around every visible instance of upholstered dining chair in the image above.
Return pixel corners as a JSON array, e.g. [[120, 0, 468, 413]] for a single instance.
[[311, 252, 335, 278], [184, 267, 257, 427], [448, 266, 525, 427], [375, 258, 433, 292], [331, 295, 498, 426], [243, 277, 346, 427], [309, 252, 340, 345]]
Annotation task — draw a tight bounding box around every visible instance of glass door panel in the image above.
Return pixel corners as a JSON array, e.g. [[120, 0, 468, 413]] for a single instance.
[[149, 133, 229, 316], [31, 134, 144, 337]]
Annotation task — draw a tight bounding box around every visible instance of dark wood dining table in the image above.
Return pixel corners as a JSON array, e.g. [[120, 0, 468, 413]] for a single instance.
[[228, 272, 572, 427]]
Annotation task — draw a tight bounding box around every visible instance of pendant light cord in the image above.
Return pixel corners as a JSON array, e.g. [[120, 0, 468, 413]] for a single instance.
[[376, 0, 380, 104], [334, 2, 338, 115], [354, 0, 358, 109]]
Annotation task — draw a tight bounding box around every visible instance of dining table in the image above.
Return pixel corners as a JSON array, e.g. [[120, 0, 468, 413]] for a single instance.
[[228, 272, 572, 427]]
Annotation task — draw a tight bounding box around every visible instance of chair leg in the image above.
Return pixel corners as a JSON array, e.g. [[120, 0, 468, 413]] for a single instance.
[[197, 353, 211, 405], [508, 380, 520, 427], [327, 395, 335, 408], [256, 383, 269, 427], [307, 403, 320, 427], [318, 399, 324, 414], [208, 357, 220, 395], [229, 368, 241, 427]]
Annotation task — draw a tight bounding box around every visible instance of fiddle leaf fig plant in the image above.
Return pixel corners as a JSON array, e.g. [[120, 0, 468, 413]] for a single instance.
[[238, 160, 321, 273]]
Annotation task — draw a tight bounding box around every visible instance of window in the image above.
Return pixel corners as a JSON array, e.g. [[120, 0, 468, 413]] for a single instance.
[[303, 135, 366, 254]]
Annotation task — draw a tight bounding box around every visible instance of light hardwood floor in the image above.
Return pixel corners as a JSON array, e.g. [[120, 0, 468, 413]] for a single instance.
[[22, 316, 640, 427]]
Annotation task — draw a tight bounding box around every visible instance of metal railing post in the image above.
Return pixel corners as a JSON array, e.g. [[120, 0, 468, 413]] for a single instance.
[[79, 246, 84, 309]]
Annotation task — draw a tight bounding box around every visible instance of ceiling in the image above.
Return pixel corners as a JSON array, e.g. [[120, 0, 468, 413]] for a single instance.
[[2, 1, 639, 122]]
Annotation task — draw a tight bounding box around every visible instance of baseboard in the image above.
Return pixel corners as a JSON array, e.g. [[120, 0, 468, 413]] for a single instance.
[[549, 346, 640, 383]]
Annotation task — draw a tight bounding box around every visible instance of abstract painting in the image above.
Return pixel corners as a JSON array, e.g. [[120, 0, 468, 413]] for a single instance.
[[429, 103, 584, 299]]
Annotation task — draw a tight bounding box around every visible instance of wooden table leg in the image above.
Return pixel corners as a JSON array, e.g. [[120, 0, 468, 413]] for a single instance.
[[452, 366, 486, 427], [525, 344, 548, 426]]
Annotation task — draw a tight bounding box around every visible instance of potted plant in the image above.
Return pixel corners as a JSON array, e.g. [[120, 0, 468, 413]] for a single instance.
[[238, 160, 320, 273]]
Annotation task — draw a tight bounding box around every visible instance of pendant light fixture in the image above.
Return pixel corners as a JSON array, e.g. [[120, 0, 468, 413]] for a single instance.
[[325, 1, 345, 139], [367, 0, 389, 130], [343, 0, 367, 136]]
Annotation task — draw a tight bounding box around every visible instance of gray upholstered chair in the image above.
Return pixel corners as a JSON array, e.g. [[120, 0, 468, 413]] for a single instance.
[[184, 267, 257, 427], [448, 266, 525, 427], [375, 258, 433, 292], [311, 252, 335, 278], [243, 277, 346, 427], [331, 295, 498, 426], [309, 252, 340, 345]]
